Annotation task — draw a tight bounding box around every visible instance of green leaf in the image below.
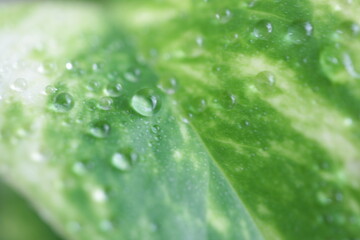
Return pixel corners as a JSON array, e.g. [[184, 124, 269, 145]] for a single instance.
[[0, 1, 360, 240], [0, 180, 63, 240]]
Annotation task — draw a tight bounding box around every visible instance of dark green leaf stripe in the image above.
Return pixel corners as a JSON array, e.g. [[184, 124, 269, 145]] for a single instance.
[[0, 1, 359, 240]]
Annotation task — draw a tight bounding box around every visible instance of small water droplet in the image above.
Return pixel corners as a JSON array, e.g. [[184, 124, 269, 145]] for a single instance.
[[317, 191, 332, 205], [253, 20, 273, 39], [100, 220, 113, 232], [255, 71, 276, 93], [97, 97, 113, 111], [11, 78, 27, 92], [67, 221, 81, 233], [335, 21, 360, 40], [53, 92, 74, 112], [91, 188, 107, 203], [196, 37, 204, 47], [158, 77, 177, 95], [320, 46, 360, 83], [45, 85, 57, 95], [111, 153, 133, 171], [151, 125, 160, 134], [38, 62, 57, 74], [124, 67, 141, 82], [89, 121, 111, 138], [86, 81, 101, 92], [30, 152, 45, 163], [131, 88, 162, 117], [65, 62, 74, 70], [92, 62, 103, 72], [72, 162, 87, 175], [105, 82, 122, 97], [286, 21, 313, 44]]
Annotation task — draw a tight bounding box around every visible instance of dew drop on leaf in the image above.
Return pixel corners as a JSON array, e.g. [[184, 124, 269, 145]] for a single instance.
[[72, 162, 87, 175], [105, 82, 122, 97], [335, 21, 360, 40], [255, 71, 276, 93], [86, 80, 101, 92], [286, 21, 313, 44], [253, 20, 273, 39], [131, 88, 162, 117], [97, 97, 113, 111], [45, 85, 57, 95], [320, 47, 360, 83], [53, 92, 74, 112], [151, 124, 160, 134], [91, 188, 108, 203], [11, 78, 27, 92], [111, 152, 132, 171], [89, 121, 111, 138], [100, 220, 113, 232]]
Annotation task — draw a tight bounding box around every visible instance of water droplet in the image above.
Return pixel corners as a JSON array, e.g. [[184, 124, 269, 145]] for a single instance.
[[30, 152, 45, 163], [124, 67, 141, 82], [131, 88, 162, 117], [253, 20, 273, 39], [91, 188, 107, 203], [151, 125, 160, 134], [100, 220, 113, 232], [65, 62, 74, 70], [97, 97, 113, 111], [218, 92, 237, 109], [45, 85, 57, 95], [111, 153, 133, 171], [286, 21, 313, 44], [72, 162, 87, 175], [215, 9, 232, 24], [196, 37, 204, 47], [67, 221, 81, 233], [53, 92, 74, 112], [335, 21, 360, 40], [255, 71, 276, 93], [158, 77, 177, 94], [105, 82, 122, 97], [86, 81, 101, 92], [92, 62, 103, 72], [317, 191, 332, 205], [11, 78, 27, 92], [89, 121, 111, 138], [320, 46, 360, 84], [38, 62, 57, 74]]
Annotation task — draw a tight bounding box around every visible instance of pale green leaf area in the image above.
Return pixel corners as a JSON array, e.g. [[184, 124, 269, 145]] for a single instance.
[[0, 1, 359, 240]]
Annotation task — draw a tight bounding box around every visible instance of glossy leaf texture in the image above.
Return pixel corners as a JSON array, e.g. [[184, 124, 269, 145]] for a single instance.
[[0, 1, 360, 240]]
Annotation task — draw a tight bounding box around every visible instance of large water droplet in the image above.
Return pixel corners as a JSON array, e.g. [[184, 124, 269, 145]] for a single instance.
[[89, 121, 111, 138], [53, 92, 74, 112], [131, 88, 162, 117], [105, 82, 122, 97], [286, 21, 313, 44], [253, 20, 273, 39], [11, 78, 27, 92]]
